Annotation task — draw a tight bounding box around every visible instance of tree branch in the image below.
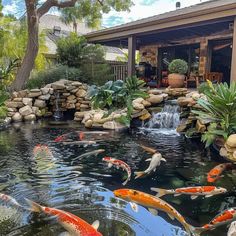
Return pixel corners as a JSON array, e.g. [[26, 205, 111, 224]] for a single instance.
[[96, 0, 103, 6], [37, 0, 77, 18]]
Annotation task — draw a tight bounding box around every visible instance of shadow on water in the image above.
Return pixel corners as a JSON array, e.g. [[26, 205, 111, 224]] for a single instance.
[[0, 121, 235, 235]]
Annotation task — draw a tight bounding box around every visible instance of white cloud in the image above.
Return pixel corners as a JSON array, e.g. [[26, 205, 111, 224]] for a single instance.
[[102, 0, 211, 28]]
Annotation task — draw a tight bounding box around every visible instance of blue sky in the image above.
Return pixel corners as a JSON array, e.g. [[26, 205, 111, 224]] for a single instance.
[[2, 0, 210, 28]]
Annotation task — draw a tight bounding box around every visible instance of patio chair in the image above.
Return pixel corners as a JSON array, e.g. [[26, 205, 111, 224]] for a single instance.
[[205, 72, 223, 83]]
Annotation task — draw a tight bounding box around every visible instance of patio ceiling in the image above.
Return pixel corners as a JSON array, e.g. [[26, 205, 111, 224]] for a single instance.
[[93, 19, 234, 49]]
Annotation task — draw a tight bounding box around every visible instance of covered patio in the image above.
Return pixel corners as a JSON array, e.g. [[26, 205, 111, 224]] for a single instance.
[[86, 0, 236, 87]]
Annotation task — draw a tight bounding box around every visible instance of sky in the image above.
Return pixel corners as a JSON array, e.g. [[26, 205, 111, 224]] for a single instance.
[[2, 0, 211, 28]]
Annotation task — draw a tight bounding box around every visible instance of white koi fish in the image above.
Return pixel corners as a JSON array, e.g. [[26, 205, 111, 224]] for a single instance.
[[71, 149, 105, 164], [134, 153, 166, 179], [62, 140, 96, 146], [102, 157, 131, 185], [0, 193, 23, 208], [228, 221, 236, 236]]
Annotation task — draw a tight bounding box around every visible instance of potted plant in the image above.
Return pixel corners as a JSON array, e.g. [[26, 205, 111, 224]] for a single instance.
[[168, 59, 188, 88]]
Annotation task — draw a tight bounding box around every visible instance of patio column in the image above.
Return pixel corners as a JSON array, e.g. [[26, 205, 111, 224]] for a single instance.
[[231, 17, 236, 83], [128, 35, 136, 77]]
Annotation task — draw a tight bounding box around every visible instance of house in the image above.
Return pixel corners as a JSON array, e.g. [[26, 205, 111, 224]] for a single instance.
[[85, 0, 236, 86], [39, 14, 125, 62]]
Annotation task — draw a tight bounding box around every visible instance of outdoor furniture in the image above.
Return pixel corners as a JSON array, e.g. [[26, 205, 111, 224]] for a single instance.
[[205, 72, 223, 83], [185, 74, 199, 88]]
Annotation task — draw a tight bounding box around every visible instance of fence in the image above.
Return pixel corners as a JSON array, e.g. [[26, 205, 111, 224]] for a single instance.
[[107, 61, 128, 81]]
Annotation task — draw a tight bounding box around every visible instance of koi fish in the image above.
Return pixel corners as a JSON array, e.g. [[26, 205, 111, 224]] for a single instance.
[[26, 199, 102, 236], [0, 193, 23, 208], [103, 157, 131, 185], [199, 208, 236, 234], [113, 188, 194, 234], [228, 221, 236, 236], [140, 145, 157, 154], [54, 131, 85, 142], [71, 149, 105, 164], [151, 186, 227, 199], [76, 131, 109, 135], [33, 144, 53, 158], [62, 141, 96, 146], [134, 153, 166, 179], [207, 163, 234, 183]]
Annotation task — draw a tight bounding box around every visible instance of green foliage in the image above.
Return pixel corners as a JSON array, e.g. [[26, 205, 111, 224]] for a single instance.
[[193, 81, 236, 147], [168, 59, 188, 74], [57, 34, 112, 85], [87, 76, 148, 125], [198, 82, 213, 94], [26, 65, 82, 89], [0, 0, 2, 17]]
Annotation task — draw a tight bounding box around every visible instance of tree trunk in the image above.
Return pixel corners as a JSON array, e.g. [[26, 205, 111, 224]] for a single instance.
[[12, 0, 39, 91]]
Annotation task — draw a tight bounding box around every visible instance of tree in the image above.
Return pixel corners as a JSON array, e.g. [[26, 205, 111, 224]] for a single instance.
[[0, 0, 3, 17], [12, 0, 133, 91]]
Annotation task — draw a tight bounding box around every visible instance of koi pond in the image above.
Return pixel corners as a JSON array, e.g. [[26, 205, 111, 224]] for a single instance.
[[0, 121, 235, 236]]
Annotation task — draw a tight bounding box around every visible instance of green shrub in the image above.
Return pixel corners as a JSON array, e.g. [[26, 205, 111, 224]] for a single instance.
[[26, 65, 82, 89], [168, 59, 188, 74]]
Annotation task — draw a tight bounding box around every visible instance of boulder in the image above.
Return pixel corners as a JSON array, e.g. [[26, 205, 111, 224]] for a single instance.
[[38, 94, 51, 100], [132, 101, 144, 110], [12, 112, 22, 122], [76, 89, 87, 98], [142, 100, 151, 107], [139, 112, 151, 121], [75, 103, 81, 110], [18, 90, 29, 98], [72, 82, 82, 86], [41, 87, 50, 95], [103, 121, 127, 130], [24, 114, 36, 121], [196, 120, 206, 133], [51, 81, 66, 90], [19, 105, 33, 116], [4, 117, 11, 124], [63, 93, 71, 97], [22, 98, 33, 106], [74, 111, 86, 119], [80, 104, 89, 109], [7, 112, 15, 117], [66, 103, 76, 109], [13, 97, 23, 102], [147, 94, 164, 104], [148, 89, 163, 95], [34, 99, 46, 108], [132, 109, 149, 118], [226, 134, 236, 148], [28, 91, 42, 98], [93, 112, 105, 122], [7, 107, 17, 112], [85, 119, 93, 128], [66, 85, 76, 91], [177, 97, 194, 107], [82, 113, 92, 124], [6, 101, 24, 108]]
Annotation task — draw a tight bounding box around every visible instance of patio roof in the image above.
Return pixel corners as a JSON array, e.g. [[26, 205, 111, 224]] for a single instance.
[[86, 0, 236, 47]]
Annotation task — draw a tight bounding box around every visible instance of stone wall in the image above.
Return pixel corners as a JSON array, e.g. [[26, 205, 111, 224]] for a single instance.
[[5, 80, 91, 123]]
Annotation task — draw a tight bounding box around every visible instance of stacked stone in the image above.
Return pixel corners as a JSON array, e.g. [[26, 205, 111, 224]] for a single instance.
[[220, 134, 236, 162], [5, 79, 91, 123]]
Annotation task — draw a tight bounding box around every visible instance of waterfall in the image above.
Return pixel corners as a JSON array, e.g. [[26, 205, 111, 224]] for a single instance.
[[53, 91, 63, 120], [147, 104, 180, 129]]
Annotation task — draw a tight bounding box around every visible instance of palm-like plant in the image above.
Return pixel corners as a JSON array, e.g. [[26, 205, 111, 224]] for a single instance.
[[193, 81, 236, 147]]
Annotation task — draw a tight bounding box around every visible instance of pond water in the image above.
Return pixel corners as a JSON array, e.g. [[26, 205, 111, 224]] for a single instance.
[[0, 121, 235, 236]]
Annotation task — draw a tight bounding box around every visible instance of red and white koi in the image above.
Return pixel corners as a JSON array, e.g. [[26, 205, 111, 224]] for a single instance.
[[26, 199, 102, 236], [0, 193, 22, 208], [151, 186, 227, 199], [54, 131, 85, 142], [33, 144, 53, 158], [207, 163, 234, 183], [113, 188, 194, 234], [102, 157, 131, 185]]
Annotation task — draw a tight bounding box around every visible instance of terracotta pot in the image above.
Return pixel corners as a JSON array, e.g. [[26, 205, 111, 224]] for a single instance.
[[168, 73, 185, 88]]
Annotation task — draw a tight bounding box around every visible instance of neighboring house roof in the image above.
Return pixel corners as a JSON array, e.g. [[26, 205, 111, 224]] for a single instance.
[[86, 0, 236, 43], [39, 14, 125, 61]]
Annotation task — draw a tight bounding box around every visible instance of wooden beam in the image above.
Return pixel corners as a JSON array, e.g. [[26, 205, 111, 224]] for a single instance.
[[128, 36, 136, 77], [231, 17, 236, 83]]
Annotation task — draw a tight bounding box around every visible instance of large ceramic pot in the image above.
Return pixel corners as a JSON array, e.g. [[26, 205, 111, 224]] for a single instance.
[[168, 73, 185, 88]]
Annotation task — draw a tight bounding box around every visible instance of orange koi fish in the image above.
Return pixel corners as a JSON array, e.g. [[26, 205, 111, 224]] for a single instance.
[[207, 163, 234, 183], [113, 189, 194, 234], [54, 131, 85, 142], [103, 157, 131, 185], [0, 193, 22, 208], [26, 199, 102, 236], [151, 186, 227, 199], [200, 208, 236, 233], [33, 144, 53, 158]]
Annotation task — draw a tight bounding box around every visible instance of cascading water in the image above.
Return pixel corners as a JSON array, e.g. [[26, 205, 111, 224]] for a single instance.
[[53, 91, 63, 120], [147, 104, 180, 129]]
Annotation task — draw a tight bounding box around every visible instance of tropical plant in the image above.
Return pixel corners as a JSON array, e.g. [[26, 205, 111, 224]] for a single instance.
[[26, 65, 82, 89], [168, 59, 188, 74], [87, 76, 148, 125], [193, 81, 236, 147]]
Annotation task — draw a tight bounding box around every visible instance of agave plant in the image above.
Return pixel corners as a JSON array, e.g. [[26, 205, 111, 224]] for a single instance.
[[193, 81, 236, 147]]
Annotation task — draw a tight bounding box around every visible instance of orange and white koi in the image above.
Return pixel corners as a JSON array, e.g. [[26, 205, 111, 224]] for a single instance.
[[26, 199, 102, 236], [103, 157, 131, 185], [198, 208, 236, 234], [54, 131, 85, 142], [33, 144, 53, 158], [113, 188, 194, 234], [151, 186, 227, 199], [207, 163, 233, 183], [134, 153, 166, 179], [0, 193, 22, 208]]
